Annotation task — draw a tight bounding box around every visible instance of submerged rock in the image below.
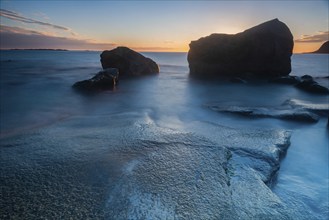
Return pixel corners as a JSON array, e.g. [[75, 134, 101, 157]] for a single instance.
[[209, 105, 319, 123], [188, 19, 293, 79], [295, 78, 329, 94], [207, 98, 329, 123], [72, 68, 119, 91], [284, 99, 329, 115], [300, 74, 313, 80], [268, 74, 329, 94], [100, 47, 159, 78]]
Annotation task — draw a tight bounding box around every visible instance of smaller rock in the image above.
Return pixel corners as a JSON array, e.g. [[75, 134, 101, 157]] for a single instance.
[[100, 47, 159, 78], [73, 68, 119, 92], [301, 75, 313, 80], [296, 79, 329, 94]]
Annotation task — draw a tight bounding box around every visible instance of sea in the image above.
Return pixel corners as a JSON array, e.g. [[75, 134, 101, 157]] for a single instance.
[[0, 50, 328, 219]]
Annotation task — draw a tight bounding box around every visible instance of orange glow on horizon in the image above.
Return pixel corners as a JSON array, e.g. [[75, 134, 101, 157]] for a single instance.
[[293, 42, 324, 54], [133, 41, 325, 53]]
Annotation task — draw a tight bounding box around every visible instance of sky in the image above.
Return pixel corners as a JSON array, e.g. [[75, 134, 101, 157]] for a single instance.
[[0, 1, 328, 53]]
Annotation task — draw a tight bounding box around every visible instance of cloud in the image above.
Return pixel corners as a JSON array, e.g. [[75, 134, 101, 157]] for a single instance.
[[0, 25, 116, 50], [0, 9, 69, 31], [0, 25, 43, 35], [295, 31, 329, 43]]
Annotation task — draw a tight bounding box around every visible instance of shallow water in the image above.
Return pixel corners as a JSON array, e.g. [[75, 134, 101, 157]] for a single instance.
[[0, 51, 328, 219]]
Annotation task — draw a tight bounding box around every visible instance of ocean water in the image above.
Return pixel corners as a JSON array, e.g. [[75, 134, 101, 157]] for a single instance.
[[0, 50, 328, 219]]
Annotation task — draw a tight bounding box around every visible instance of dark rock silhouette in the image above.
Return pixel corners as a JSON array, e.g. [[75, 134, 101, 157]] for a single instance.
[[268, 74, 329, 95], [296, 78, 329, 94], [100, 47, 159, 77], [300, 74, 313, 80], [73, 68, 119, 92], [311, 41, 329, 54], [188, 19, 294, 79]]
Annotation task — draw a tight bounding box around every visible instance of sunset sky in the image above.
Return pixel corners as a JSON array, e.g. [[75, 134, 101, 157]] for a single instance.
[[0, 1, 328, 53]]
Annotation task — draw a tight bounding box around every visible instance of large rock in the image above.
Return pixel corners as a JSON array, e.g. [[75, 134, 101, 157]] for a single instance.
[[100, 47, 159, 77], [188, 19, 294, 79]]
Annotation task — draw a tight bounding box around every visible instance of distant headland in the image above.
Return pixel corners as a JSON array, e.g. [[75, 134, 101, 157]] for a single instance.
[[310, 41, 329, 54]]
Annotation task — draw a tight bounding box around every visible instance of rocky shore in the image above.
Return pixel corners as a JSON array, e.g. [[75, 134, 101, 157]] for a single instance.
[[0, 110, 294, 219]]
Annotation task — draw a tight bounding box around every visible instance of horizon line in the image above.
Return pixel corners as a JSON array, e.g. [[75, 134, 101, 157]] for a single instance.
[[0, 48, 321, 54]]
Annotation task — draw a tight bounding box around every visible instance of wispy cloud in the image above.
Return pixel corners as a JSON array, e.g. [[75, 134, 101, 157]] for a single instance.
[[0, 9, 70, 31], [0, 25, 116, 50], [0, 9, 115, 50], [0, 25, 43, 35], [295, 31, 329, 43]]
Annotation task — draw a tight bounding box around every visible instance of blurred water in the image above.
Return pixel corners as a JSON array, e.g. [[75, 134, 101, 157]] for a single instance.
[[291, 54, 329, 78], [0, 50, 328, 219]]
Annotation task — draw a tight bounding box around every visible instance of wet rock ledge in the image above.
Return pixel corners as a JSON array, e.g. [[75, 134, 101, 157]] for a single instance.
[[208, 98, 329, 123]]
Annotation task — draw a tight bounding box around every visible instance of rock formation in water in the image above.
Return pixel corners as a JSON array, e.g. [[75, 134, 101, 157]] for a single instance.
[[188, 19, 294, 79], [100, 46, 159, 77], [208, 98, 329, 123], [269, 74, 329, 94], [295, 77, 329, 94], [73, 68, 119, 92], [311, 41, 329, 54]]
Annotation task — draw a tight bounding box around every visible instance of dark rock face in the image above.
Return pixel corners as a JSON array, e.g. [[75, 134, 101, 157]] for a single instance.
[[188, 19, 294, 79], [100, 47, 159, 77], [73, 68, 119, 92], [311, 41, 329, 54]]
